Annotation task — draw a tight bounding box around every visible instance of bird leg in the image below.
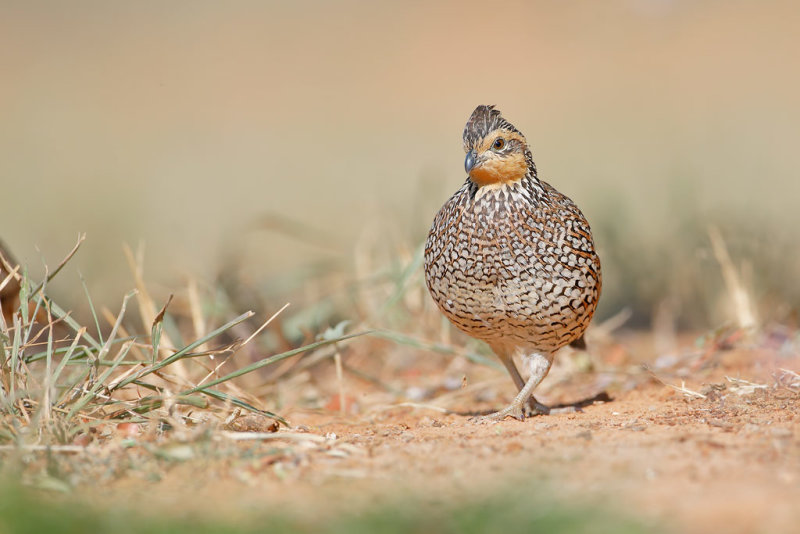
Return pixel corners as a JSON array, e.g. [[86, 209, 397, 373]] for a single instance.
[[498, 352, 551, 417], [476, 352, 552, 422]]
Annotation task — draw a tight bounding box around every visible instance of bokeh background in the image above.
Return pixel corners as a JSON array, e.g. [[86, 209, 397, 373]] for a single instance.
[[2, 0, 799, 329]]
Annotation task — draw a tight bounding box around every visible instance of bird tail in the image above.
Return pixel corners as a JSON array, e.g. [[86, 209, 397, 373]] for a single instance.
[[569, 334, 587, 350]]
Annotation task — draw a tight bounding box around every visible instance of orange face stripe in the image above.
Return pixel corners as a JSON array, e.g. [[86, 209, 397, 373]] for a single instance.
[[468, 130, 529, 186], [469, 153, 528, 186]]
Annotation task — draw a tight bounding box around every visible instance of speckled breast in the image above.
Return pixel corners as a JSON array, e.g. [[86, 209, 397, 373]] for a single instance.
[[423, 177, 601, 354]]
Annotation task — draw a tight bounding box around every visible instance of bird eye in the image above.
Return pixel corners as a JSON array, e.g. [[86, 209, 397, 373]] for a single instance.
[[492, 138, 506, 150]]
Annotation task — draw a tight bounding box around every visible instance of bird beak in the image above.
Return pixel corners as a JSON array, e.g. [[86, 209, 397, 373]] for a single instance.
[[464, 150, 477, 173]]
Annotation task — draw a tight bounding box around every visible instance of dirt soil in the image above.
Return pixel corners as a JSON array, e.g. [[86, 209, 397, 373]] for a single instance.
[[77, 331, 800, 533]]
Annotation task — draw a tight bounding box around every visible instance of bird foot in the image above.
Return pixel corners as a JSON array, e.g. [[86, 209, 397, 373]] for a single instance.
[[470, 403, 525, 423], [470, 398, 550, 423], [526, 398, 550, 416]]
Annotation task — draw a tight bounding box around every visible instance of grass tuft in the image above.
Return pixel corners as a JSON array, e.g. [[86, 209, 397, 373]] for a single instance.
[[0, 238, 365, 450]]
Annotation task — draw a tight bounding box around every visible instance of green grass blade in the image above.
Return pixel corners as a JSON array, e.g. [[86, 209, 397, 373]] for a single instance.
[[44, 298, 102, 351], [111, 310, 255, 391], [0, 335, 12, 414], [9, 314, 22, 406], [79, 272, 104, 346], [23, 336, 137, 364], [182, 331, 369, 395], [65, 292, 136, 419], [66, 340, 135, 419], [49, 328, 86, 395], [18, 269, 30, 344]]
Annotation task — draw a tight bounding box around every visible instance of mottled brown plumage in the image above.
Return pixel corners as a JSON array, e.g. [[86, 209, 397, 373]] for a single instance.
[[424, 105, 601, 420]]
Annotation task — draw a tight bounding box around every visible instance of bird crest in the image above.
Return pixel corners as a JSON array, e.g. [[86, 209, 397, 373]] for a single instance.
[[462, 105, 522, 150]]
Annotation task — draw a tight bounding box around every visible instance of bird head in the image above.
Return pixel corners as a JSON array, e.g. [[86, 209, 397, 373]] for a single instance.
[[462, 105, 534, 187]]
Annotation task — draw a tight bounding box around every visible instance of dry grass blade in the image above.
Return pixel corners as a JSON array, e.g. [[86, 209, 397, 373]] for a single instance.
[[669, 381, 706, 399], [0, 264, 20, 299], [775, 368, 800, 393], [242, 303, 290, 347], [220, 430, 329, 442], [197, 303, 290, 387], [0, 236, 363, 448], [725, 376, 767, 396], [150, 294, 174, 364], [29, 233, 85, 297], [196, 388, 285, 424], [708, 226, 758, 332], [645, 367, 707, 399]]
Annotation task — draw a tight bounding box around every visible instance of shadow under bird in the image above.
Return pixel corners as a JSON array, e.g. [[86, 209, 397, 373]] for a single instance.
[[423, 105, 602, 421]]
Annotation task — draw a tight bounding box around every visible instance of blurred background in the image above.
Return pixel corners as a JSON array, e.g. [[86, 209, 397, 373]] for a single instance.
[[2, 0, 799, 330]]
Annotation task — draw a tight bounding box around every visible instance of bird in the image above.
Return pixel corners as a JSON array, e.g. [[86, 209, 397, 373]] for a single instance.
[[423, 105, 602, 421]]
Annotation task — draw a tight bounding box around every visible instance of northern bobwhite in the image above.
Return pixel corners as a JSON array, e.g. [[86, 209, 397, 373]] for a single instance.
[[423, 105, 602, 421]]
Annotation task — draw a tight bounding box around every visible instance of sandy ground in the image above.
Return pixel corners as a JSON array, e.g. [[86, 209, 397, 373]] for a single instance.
[[74, 331, 800, 534]]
